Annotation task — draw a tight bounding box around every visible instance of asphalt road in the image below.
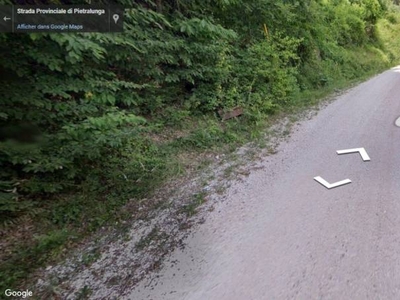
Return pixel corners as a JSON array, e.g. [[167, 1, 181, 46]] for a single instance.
[[127, 67, 400, 300]]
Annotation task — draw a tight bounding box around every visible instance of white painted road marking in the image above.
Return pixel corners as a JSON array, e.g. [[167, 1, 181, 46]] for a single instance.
[[396, 117, 400, 127], [336, 147, 370, 161], [314, 176, 352, 189]]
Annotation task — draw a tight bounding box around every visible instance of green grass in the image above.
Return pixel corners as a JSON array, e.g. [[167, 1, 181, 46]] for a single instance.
[[81, 248, 101, 267], [135, 227, 161, 251], [75, 286, 92, 300], [180, 192, 207, 217], [0, 228, 76, 292]]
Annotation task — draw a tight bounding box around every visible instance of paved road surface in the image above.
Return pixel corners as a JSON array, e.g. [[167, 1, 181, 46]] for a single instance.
[[127, 67, 400, 300]]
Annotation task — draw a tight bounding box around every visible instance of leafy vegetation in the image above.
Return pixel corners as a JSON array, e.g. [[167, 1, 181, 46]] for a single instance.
[[1, 0, 400, 291]]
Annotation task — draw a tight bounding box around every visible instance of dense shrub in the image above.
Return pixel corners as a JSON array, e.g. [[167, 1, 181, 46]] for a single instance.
[[1, 0, 399, 220]]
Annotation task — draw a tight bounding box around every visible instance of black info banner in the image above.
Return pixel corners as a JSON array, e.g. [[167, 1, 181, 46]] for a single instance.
[[0, 5, 123, 33]]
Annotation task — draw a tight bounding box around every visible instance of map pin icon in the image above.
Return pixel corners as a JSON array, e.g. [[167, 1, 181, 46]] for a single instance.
[[113, 14, 119, 24]]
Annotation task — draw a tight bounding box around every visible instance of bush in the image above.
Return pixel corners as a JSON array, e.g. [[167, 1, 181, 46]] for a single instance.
[[1, 0, 399, 223]]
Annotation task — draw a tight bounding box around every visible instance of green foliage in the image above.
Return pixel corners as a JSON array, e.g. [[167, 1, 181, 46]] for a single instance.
[[2, 1, 399, 219], [0, 228, 73, 290], [1, 0, 400, 290], [376, 5, 400, 63], [0, 29, 150, 218], [181, 192, 207, 217]]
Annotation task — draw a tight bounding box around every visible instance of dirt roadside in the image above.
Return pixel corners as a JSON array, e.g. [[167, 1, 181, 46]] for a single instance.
[[33, 86, 345, 299]]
